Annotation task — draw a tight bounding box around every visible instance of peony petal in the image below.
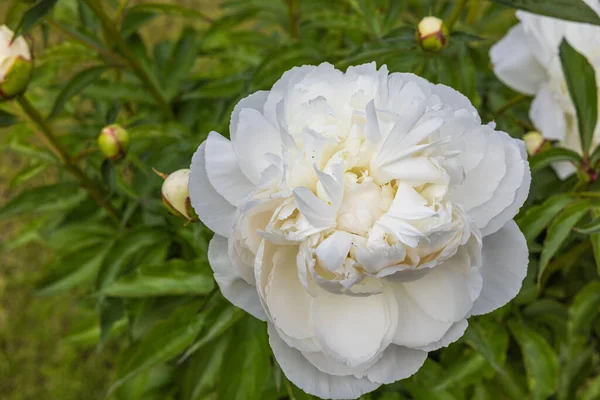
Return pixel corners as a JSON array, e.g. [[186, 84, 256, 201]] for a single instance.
[[479, 133, 531, 236], [402, 250, 481, 323], [391, 284, 453, 348], [233, 108, 282, 183], [205, 131, 255, 207], [490, 24, 546, 96], [365, 99, 382, 146], [230, 91, 269, 142], [457, 128, 530, 237], [365, 345, 427, 384], [301, 350, 368, 377], [376, 156, 446, 186], [266, 245, 315, 341], [530, 85, 566, 141], [293, 187, 337, 229], [189, 143, 236, 237], [375, 96, 426, 170], [416, 319, 468, 351], [433, 83, 480, 121], [315, 230, 353, 272], [450, 127, 506, 213], [268, 324, 381, 400], [208, 235, 266, 320], [470, 220, 529, 316], [312, 286, 398, 367]]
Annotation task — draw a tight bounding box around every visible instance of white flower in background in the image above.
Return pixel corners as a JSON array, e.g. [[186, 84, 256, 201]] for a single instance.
[[490, 0, 600, 178], [0, 25, 33, 100], [189, 63, 530, 400]]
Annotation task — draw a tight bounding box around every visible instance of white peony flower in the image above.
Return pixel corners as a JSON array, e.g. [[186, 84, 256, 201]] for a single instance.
[[490, 0, 600, 178], [189, 62, 530, 400]]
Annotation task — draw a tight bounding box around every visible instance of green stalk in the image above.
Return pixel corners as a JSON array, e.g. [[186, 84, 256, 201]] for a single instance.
[[286, 0, 300, 39], [447, 0, 467, 31], [81, 0, 175, 120], [17, 95, 121, 225], [466, 0, 482, 25]]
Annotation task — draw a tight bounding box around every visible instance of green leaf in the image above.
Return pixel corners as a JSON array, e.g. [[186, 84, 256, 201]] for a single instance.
[[181, 335, 231, 400], [0, 109, 18, 127], [48, 65, 107, 119], [491, 0, 600, 26], [120, 11, 157, 38], [568, 281, 600, 338], [13, 0, 59, 36], [582, 375, 600, 400], [109, 300, 206, 394], [517, 194, 577, 242], [102, 259, 214, 298], [559, 39, 598, 156], [463, 321, 525, 399], [96, 228, 170, 289], [162, 28, 198, 100], [37, 241, 114, 296], [528, 148, 583, 172], [219, 318, 271, 400], [432, 354, 489, 391], [101, 159, 117, 194], [574, 216, 600, 235], [9, 163, 49, 188], [0, 183, 86, 220], [591, 208, 600, 275], [114, 364, 174, 400], [99, 296, 124, 346], [83, 80, 155, 104], [64, 318, 127, 347], [180, 300, 245, 361], [538, 200, 590, 284], [127, 3, 213, 22], [508, 319, 559, 400]]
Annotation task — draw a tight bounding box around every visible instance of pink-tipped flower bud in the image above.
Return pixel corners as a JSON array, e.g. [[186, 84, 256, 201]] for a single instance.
[[98, 124, 129, 161], [417, 16, 449, 52], [0, 25, 33, 101], [161, 169, 198, 222]]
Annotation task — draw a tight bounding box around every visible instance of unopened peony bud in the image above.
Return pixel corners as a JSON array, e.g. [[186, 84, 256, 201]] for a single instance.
[[0, 25, 33, 101], [98, 124, 129, 161], [161, 169, 198, 222], [417, 16, 449, 51], [523, 131, 545, 156]]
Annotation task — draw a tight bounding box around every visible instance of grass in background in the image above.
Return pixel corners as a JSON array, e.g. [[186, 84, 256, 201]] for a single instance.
[[0, 153, 119, 400]]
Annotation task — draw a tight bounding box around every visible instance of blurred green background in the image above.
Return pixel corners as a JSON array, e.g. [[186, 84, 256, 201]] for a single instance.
[[0, 1, 216, 398]]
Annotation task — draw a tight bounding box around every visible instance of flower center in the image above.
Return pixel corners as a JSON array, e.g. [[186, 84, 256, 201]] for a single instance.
[[336, 172, 394, 236]]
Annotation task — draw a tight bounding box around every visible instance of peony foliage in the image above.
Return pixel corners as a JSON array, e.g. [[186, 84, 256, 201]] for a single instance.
[[1, 0, 600, 399]]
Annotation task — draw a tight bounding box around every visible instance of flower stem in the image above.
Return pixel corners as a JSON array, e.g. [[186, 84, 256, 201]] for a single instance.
[[16, 95, 121, 225], [466, 0, 481, 25], [286, 0, 300, 39], [576, 192, 600, 199], [81, 0, 175, 121], [447, 0, 467, 31]]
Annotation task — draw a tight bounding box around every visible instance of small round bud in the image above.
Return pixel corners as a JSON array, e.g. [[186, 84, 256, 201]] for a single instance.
[[161, 169, 198, 222], [0, 25, 33, 101], [417, 16, 449, 52], [523, 131, 545, 156], [98, 124, 129, 161]]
